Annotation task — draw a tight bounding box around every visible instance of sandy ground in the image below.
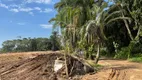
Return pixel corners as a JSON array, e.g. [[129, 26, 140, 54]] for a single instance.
[[0, 51, 142, 80], [0, 51, 61, 64], [82, 60, 142, 80]]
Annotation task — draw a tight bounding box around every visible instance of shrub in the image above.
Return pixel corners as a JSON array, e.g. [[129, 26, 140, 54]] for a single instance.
[[129, 56, 142, 63], [114, 47, 130, 59], [114, 41, 142, 59], [131, 42, 142, 55]]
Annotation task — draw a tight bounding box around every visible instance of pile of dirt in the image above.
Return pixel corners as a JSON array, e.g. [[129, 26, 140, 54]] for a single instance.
[[0, 53, 95, 80]]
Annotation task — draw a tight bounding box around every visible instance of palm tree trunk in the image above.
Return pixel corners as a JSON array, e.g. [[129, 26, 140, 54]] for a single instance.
[[64, 45, 69, 78], [95, 44, 100, 64], [64, 52, 69, 78]]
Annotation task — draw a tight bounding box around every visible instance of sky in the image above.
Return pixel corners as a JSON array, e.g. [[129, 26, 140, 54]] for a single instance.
[[0, 0, 59, 48]]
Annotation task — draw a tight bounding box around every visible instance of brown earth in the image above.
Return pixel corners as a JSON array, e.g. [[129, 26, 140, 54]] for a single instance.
[[0, 51, 142, 80], [0, 51, 61, 64], [0, 51, 94, 80], [82, 60, 142, 80]]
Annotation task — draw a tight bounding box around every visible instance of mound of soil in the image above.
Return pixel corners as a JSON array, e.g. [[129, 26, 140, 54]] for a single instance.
[[0, 53, 95, 80]]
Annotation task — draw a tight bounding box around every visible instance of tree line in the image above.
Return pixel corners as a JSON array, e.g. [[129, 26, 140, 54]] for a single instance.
[[50, 0, 142, 63], [0, 31, 61, 53]]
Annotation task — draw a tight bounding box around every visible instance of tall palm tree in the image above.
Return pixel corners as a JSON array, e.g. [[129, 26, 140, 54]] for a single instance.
[[50, 0, 131, 64], [50, 0, 105, 50], [81, 2, 131, 64], [50, 0, 94, 51]]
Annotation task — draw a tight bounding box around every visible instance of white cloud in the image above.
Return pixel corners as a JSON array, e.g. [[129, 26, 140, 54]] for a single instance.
[[9, 4, 19, 7], [34, 7, 41, 11], [10, 7, 53, 15], [17, 23, 25, 25], [40, 24, 52, 29], [6, 0, 15, 1], [10, 7, 33, 13], [25, 0, 51, 4], [10, 8, 19, 12], [19, 7, 33, 12], [42, 8, 53, 13], [0, 3, 8, 9], [0, 1, 53, 15], [29, 12, 34, 16]]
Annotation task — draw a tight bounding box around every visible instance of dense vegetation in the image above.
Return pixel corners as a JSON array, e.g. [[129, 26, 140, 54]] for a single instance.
[[49, 0, 142, 63], [0, 31, 61, 53]]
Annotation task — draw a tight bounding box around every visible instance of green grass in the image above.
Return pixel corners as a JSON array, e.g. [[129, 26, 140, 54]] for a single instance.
[[129, 57, 142, 63]]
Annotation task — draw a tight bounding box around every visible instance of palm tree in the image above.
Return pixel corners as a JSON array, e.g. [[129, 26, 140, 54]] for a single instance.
[[114, 0, 142, 41], [50, 0, 104, 52], [50, 0, 132, 64], [80, 2, 131, 64]]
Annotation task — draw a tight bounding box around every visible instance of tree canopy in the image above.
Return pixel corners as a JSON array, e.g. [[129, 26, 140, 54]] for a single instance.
[[50, 0, 142, 63], [0, 31, 61, 53]]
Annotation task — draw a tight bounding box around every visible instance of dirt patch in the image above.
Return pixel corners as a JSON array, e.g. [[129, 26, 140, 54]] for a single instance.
[[0, 51, 61, 64], [1, 52, 142, 80], [0, 53, 95, 80], [82, 60, 142, 80]]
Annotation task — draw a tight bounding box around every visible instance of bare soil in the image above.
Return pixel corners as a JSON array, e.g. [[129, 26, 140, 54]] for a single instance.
[[0, 51, 61, 64], [0, 51, 142, 80], [82, 60, 142, 80], [0, 51, 94, 80]]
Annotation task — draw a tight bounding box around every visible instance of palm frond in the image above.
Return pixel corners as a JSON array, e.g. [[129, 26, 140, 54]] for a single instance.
[[104, 10, 123, 22], [106, 17, 131, 25]]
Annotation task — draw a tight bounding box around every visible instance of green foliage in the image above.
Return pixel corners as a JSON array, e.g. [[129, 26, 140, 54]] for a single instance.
[[49, 0, 142, 63], [114, 42, 133, 59], [100, 49, 112, 57], [0, 32, 61, 53], [87, 45, 96, 59], [114, 47, 130, 59], [130, 41, 142, 54], [50, 31, 61, 51], [114, 41, 142, 59], [129, 56, 142, 63]]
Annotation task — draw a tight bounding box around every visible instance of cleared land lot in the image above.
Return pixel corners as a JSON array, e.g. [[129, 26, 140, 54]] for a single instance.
[[0, 51, 142, 80], [0, 51, 60, 64]]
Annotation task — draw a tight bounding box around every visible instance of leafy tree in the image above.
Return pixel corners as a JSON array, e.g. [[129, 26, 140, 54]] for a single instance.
[[50, 31, 61, 51], [2, 40, 15, 52], [0, 35, 61, 53], [30, 38, 37, 51]]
